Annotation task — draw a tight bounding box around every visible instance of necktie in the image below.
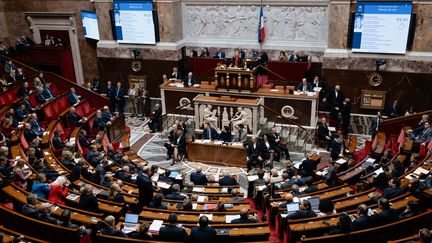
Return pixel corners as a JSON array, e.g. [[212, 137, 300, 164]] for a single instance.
[[235, 56, 239, 66], [116, 88, 120, 97], [208, 129, 211, 139]]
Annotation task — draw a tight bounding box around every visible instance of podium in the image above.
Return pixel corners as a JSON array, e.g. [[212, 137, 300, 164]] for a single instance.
[[215, 66, 258, 92]]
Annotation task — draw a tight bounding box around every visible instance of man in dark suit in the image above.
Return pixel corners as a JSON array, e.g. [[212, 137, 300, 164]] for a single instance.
[[100, 215, 127, 237], [183, 72, 198, 87], [352, 204, 376, 230], [68, 87, 81, 105], [159, 213, 188, 241], [213, 51, 225, 59], [170, 67, 182, 80], [16, 82, 30, 97], [286, 200, 317, 220], [380, 178, 405, 200], [370, 111, 383, 138], [268, 127, 290, 161], [42, 83, 55, 100], [190, 166, 208, 185], [341, 98, 352, 136], [412, 115, 429, 138], [165, 184, 187, 200], [299, 154, 317, 178], [247, 136, 265, 171], [114, 82, 125, 114], [296, 78, 311, 92], [37, 203, 59, 225], [329, 136, 343, 161], [387, 100, 400, 118], [374, 198, 399, 225], [102, 106, 112, 123], [29, 113, 44, 137], [35, 88, 47, 105], [21, 94, 35, 113], [78, 129, 94, 148], [414, 122, 432, 145], [311, 75, 326, 91], [218, 170, 237, 186], [148, 103, 162, 133], [317, 117, 331, 147], [21, 194, 40, 218], [105, 81, 116, 112], [324, 85, 344, 123], [288, 51, 299, 62], [23, 123, 37, 143], [14, 103, 29, 123], [52, 130, 66, 150], [202, 122, 217, 140], [136, 166, 154, 210], [15, 68, 26, 81], [189, 216, 217, 243], [68, 107, 85, 126], [233, 124, 246, 143], [231, 208, 258, 224]]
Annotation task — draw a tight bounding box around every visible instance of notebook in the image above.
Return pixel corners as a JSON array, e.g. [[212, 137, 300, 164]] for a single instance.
[[286, 203, 299, 213], [123, 214, 139, 233]]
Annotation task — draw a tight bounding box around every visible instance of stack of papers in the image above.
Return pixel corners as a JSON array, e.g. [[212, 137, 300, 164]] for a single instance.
[[157, 181, 171, 189], [247, 175, 259, 182], [226, 215, 240, 223], [336, 158, 347, 164], [148, 220, 164, 232], [192, 187, 205, 193], [413, 167, 429, 176]]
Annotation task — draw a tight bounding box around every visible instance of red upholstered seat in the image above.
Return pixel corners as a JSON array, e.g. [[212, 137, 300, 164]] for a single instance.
[[81, 101, 91, 115], [75, 106, 84, 117], [20, 132, 28, 150], [57, 96, 68, 111], [28, 93, 38, 107], [43, 106, 54, 120]]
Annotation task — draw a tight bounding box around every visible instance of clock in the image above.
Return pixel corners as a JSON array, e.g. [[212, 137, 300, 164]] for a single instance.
[[131, 60, 142, 72], [368, 72, 383, 87]]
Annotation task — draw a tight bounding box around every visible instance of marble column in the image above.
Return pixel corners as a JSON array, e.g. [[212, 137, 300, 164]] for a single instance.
[[327, 0, 352, 50], [94, 0, 114, 41], [155, 0, 183, 43]]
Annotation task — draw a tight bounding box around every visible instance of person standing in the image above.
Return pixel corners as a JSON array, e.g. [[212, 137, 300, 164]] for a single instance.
[[114, 82, 125, 114], [341, 98, 352, 136], [140, 89, 151, 119], [128, 83, 138, 117]]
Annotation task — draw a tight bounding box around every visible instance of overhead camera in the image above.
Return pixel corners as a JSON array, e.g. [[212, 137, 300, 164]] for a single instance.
[[375, 59, 386, 71]]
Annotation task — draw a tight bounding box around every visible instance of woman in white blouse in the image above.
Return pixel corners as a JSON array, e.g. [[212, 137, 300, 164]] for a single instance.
[[128, 83, 139, 117]]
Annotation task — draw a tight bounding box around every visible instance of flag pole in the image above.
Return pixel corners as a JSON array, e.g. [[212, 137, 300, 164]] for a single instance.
[[260, 0, 263, 51]]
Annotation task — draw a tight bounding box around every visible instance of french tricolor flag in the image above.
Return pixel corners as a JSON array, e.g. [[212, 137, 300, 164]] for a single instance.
[[258, 5, 265, 43]]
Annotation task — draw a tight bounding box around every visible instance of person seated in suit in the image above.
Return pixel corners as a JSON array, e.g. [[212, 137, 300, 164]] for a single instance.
[[288, 51, 299, 62], [14, 103, 29, 124], [92, 110, 106, 131], [68, 107, 87, 126], [126, 222, 153, 240], [21, 94, 36, 113], [31, 173, 50, 200], [218, 170, 237, 186], [59, 210, 80, 229], [99, 215, 127, 237], [299, 153, 317, 178], [233, 124, 246, 143], [21, 194, 40, 218], [352, 204, 376, 230], [78, 129, 95, 148], [329, 135, 344, 161], [190, 166, 208, 185], [296, 78, 311, 92], [101, 106, 113, 124], [399, 200, 422, 220], [165, 184, 187, 200], [79, 184, 99, 212], [316, 117, 331, 148], [225, 189, 245, 203], [23, 123, 37, 143], [70, 159, 93, 182], [374, 198, 399, 225], [172, 128, 186, 165], [170, 66, 182, 80], [371, 177, 404, 201], [148, 193, 167, 209], [183, 72, 198, 87], [52, 130, 67, 150], [387, 99, 400, 118], [159, 213, 188, 241], [68, 87, 81, 105], [29, 113, 44, 137], [328, 213, 352, 235], [230, 50, 244, 68], [218, 125, 232, 143], [16, 81, 30, 97], [414, 121, 432, 145], [182, 199, 193, 211], [286, 199, 317, 220], [246, 135, 265, 171], [37, 203, 59, 225], [116, 166, 133, 183], [268, 127, 290, 161], [189, 215, 217, 243], [411, 115, 429, 138], [231, 208, 258, 224], [35, 87, 48, 105], [202, 122, 217, 140], [7, 70, 17, 84], [101, 173, 114, 188], [42, 82, 55, 100]]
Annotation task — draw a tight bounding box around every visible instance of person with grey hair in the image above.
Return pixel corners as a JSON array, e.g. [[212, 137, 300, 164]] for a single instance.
[[79, 184, 99, 211], [190, 166, 208, 185], [165, 184, 186, 200], [22, 194, 40, 218], [99, 215, 127, 237], [231, 208, 258, 224], [218, 170, 237, 186], [227, 189, 245, 203], [38, 203, 59, 225]]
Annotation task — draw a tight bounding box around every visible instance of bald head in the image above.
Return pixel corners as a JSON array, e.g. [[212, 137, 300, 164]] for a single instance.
[[240, 208, 249, 219]]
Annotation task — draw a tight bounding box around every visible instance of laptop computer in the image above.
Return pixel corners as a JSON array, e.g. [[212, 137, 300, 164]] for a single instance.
[[309, 197, 320, 213], [286, 202, 299, 213], [123, 213, 139, 233]]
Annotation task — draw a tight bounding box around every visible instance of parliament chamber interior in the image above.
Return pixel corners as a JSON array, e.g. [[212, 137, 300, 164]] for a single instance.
[[0, 0, 432, 242]]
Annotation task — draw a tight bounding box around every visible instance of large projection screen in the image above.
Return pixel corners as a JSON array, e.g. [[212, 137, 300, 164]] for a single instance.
[[114, 0, 156, 44], [352, 1, 412, 54]]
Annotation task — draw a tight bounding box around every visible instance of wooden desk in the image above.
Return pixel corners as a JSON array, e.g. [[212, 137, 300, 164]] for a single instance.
[[215, 66, 258, 91], [187, 141, 246, 167]]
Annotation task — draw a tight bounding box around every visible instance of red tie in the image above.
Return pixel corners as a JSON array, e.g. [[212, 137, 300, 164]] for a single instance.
[[235, 56, 239, 66]]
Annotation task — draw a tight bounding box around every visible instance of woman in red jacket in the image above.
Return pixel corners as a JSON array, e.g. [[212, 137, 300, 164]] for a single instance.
[[48, 175, 69, 205]]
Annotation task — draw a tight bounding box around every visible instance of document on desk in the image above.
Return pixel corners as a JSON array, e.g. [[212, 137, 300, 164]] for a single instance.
[[413, 167, 429, 176], [336, 158, 347, 164], [374, 168, 384, 175], [66, 194, 80, 201], [199, 214, 213, 221], [226, 214, 240, 223], [148, 220, 164, 232], [366, 158, 376, 163], [256, 185, 267, 191], [197, 196, 206, 202], [192, 187, 205, 193], [247, 175, 259, 182], [157, 181, 171, 189]]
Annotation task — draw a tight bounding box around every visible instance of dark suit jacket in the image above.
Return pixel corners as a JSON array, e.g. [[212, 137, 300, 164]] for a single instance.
[[189, 226, 217, 243], [330, 140, 342, 160], [231, 217, 258, 224], [159, 224, 188, 242], [15, 108, 28, 122], [24, 129, 37, 143], [326, 90, 343, 108], [136, 173, 153, 206], [102, 111, 111, 123], [381, 187, 404, 200], [219, 176, 237, 186], [68, 93, 80, 105], [21, 204, 40, 218], [22, 98, 34, 111], [190, 172, 208, 185], [296, 82, 311, 92], [218, 131, 232, 143], [114, 87, 125, 102], [352, 215, 375, 230], [100, 227, 127, 238], [375, 208, 399, 225], [165, 193, 187, 200], [52, 136, 65, 150], [202, 127, 218, 140], [247, 141, 265, 159], [68, 112, 82, 126], [286, 209, 317, 220], [43, 88, 55, 99], [93, 117, 104, 131], [173, 134, 186, 154], [299, 159, 316, 177], [317, 123, 330, 140], [36, 93, 46, 105], [183, 76, 198, 87], [79, 134, 92, 148], [79, 194, 99, 211], [16, 86, 29, 97], [105, 86, 115, 100], [170, 71, 183, 80]]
